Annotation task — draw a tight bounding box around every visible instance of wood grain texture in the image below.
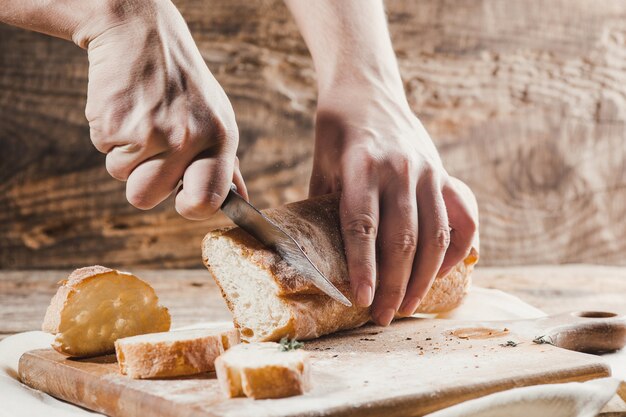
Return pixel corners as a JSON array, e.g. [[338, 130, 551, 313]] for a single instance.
[[18, 315, 616, 417], [2, 0, 626, 268]]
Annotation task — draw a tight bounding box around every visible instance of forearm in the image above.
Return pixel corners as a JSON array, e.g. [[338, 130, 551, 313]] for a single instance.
[[0, 0, 155, 48], [284, 0, 405, 98]]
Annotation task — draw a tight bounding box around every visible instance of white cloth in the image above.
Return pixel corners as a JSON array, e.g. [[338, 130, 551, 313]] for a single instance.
[[0, 287, 623, 417], [425, 378, 622, 417]]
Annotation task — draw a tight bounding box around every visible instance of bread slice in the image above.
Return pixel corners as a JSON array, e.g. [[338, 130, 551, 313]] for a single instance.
[[215, 342, 310, 399], [42, 266, 171, 357], [203, 193, 478, 343], [115, 325, 240, 379]]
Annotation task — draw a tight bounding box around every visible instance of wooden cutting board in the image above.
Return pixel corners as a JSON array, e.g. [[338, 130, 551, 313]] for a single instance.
[[19, 311, 626, 417]]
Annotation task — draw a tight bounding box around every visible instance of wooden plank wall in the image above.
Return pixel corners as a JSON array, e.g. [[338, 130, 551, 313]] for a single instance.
[[1, 0, 626, 269]]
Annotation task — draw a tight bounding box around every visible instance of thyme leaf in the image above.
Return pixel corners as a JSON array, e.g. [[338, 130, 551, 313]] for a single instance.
[[532, 335, 555, 346], [279, 337, 304, 351]]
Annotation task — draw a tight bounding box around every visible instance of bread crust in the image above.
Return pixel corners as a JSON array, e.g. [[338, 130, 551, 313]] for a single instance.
[[42, 266, 116, 334], [42, 266, 171, 357], [115, 327, 240, 379], [203, 193, 478, 342]]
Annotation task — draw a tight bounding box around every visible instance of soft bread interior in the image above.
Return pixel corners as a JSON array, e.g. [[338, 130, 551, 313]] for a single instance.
[[53, 271, 170, 356], [221, 342, 308, 367], [206, 235, 291, 342]]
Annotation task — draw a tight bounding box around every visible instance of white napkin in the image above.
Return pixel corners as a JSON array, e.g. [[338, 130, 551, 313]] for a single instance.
[[0, 287, 622, 417], [425, 377, 622, 417]]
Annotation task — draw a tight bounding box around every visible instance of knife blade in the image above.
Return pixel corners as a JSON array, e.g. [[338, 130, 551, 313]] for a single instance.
[[220, 185, 352, 307]]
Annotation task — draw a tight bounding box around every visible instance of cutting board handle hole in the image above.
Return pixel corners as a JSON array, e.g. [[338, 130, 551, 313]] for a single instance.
[[574, 311, 617, 318]]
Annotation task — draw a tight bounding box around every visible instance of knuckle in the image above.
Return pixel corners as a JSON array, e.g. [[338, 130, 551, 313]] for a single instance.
[[211, 117, 239, 146], [394, 156, 414, 178], [388, 230, 418, 254], [347, 144, 379, 170], [344, 214, 378, 240], [84, 105, 95, 123], [168, 127, 193, 153], [421, 162, 437, 180], [428, 227, 451, 251], [90, 133, 107, 153]]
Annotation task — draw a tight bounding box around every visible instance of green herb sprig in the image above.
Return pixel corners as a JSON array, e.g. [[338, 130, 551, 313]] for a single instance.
[[279, 337, 304, 351], [532, 335, 555, 345]]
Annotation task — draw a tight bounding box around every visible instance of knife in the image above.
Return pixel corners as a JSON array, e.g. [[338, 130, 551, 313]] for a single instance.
[[220, 184, 352, 307]]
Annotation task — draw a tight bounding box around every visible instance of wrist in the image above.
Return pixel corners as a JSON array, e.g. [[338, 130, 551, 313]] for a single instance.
[[315, 58, 408, 107], [317, 69, 411, 114]]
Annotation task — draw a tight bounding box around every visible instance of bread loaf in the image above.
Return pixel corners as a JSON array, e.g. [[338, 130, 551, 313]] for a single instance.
[[42, 266, 171, 357], [215, 342, 310, 399], [203, 193, 478, 343], [115, 325, 239, 379]]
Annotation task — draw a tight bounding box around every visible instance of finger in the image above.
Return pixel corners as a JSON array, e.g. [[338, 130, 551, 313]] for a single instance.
[[125, 150, 188, 210], [339, 177, 379, 310], [105, 140, 168, 181], [309, 169, 334, 197], [398, 176, 450, 316], [438, 179, 478, 277], [371, 182, 418, 326], [88, 124, 123, 154], [232, 158, 249, 201], [448, 176, 480, 248], [175, 147, 235, 220]]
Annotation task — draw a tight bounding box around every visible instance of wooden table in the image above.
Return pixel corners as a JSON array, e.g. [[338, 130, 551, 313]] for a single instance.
[[2, 265, 626, 339]]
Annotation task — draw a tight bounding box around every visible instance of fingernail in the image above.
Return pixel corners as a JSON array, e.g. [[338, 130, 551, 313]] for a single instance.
[[399, 298, 421, 317], [374, 308, 396, 326], [355, 284, 373, 307]]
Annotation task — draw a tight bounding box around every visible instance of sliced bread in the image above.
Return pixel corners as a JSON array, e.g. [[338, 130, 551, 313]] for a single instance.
[[115, 325, 240, 379], [215, 342, 310, 399], [42, 266, 171, 357]]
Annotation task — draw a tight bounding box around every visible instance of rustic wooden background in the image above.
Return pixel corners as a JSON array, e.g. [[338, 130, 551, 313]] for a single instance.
[[2, 0, 626, 269]]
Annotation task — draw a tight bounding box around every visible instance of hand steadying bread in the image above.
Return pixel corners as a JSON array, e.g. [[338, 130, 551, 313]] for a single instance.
[[204, 193, 478, 343]]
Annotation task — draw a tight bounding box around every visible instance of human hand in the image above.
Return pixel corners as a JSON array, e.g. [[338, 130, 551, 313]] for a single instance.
[[81, 0, 247, 219], [311, 86, 478, 325]]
